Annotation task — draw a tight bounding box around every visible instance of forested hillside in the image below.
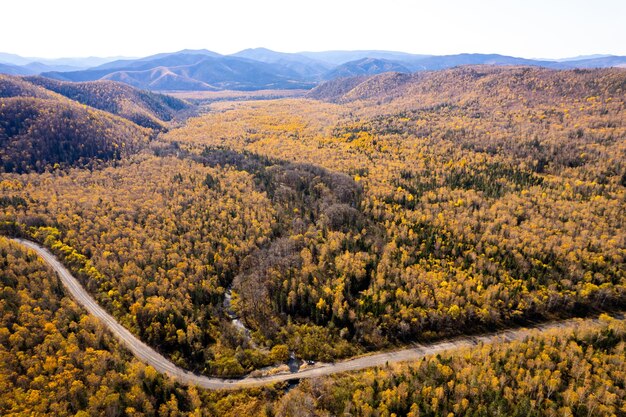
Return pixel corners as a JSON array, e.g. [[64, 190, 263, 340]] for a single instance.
[[308, 66, 626, 105], [0, 74, 192, 173], [1, 74, 191, 130], [23, 76, 191, 130], [0, 97, 150, 173], [164, 66, 625, 358], [0, 66, 624, 409], [0, 74, 65, 99]]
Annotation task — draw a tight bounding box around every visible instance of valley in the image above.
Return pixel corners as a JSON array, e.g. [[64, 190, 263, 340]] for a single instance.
[[0, 64, 625, 415]]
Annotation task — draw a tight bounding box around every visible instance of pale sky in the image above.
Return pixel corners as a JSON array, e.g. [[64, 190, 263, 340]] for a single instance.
[[2, 0, 625, 59]]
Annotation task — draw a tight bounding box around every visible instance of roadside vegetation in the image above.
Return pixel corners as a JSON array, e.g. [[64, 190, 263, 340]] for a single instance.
[[1, 236, 624, 416]]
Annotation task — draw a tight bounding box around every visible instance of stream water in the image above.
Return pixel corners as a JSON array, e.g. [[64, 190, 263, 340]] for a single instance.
[[223, 289, 254, 343], [223, 288, 303, 372]]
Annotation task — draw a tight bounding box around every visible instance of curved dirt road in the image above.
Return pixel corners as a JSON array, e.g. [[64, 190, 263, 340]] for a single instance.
[[13, 238, 621, 390]]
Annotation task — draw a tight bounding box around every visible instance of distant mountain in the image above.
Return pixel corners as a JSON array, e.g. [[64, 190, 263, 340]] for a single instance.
[[43, 52, 317, 91], [3, 49, 626, 92], [302, 52, 626, 73], [0, 63, 30, 76], [231, 48, 331, 79], [0, 52, 33, 66], [558, 55, 626, 69], [42, 56, 132, 68], [384, 53, 626, 71], [556, 54, 612, 62], [232, 47, 323, 64], [93, 49, 222, 71], [402, 53, 561, 71], [0, 53, 127, 70], [20, 62, 82, 73], [46, 52, 221, 81], [145, 49, 222, 60], [0, 62, 73, 76], [103, 67, 219, 92], [323, 58, 411, 80], [299, 50, 431, 65]]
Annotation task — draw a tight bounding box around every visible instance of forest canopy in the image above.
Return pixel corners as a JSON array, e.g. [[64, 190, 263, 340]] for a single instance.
[[1, 234, 624, 416], [0, 67, 624, 413]]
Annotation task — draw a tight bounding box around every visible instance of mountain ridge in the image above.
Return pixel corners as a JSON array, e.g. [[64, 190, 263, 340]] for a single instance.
[[323, 58, 411, 80], [307, 65, 626, 105], [2, 49, 626, 91]]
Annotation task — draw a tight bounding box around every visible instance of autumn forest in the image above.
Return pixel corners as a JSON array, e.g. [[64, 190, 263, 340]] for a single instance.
[[0, 66, 625, 416]]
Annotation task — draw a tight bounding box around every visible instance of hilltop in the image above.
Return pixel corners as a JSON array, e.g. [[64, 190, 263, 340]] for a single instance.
[[0, 74, 192, 172], [23, 76, 190, 130], [308, 65, 626, 105], [323, 58, 411, 80], [0, 96, 149, 173]]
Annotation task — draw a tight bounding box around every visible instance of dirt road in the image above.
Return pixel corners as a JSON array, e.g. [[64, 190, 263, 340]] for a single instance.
[[13, 238, 620, 390]]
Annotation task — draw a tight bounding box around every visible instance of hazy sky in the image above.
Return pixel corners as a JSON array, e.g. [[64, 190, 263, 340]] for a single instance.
[[3, 0, 625, 59]]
